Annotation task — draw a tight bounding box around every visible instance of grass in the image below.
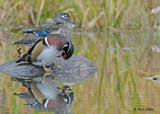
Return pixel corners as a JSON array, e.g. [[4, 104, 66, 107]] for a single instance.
[[1, 0, 160, 113], [0, 0, 160, 31]]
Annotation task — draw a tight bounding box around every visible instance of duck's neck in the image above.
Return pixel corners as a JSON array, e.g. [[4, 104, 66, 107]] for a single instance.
[[59, 23, 74, 39]]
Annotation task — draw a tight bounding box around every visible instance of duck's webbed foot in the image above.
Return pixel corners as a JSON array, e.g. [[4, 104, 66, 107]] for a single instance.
[[52, 62, 62, 69]]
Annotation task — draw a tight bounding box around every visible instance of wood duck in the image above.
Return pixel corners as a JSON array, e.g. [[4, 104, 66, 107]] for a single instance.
[[14, 12, 75, 46], [16, 34, 74, 71], [32, 78, 74, 109], [42, 86, 74, 109], [14, 77, 74, 112]]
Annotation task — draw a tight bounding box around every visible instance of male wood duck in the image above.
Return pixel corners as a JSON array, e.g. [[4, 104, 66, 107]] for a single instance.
[[14, 77, 74, 112], [16, 34, 74, 71], [42, 86, 74, 109], [14, 12, 75, 46]]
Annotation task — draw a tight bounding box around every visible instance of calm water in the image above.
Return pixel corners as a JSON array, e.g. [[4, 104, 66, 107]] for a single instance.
[[0, 31, 160, 113]]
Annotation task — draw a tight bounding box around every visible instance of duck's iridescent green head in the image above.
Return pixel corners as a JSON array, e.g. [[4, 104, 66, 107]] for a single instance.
[[61, 86, 74, 105], [61, 41, 74, 59]]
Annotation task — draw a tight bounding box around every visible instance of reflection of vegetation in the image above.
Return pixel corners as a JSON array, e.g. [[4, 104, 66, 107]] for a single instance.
[[0, 0, 160, 31], [1, 31, 160, 113], [72, 32, 160, 113]]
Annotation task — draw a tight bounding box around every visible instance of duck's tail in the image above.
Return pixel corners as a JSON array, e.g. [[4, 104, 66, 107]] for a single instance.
[[16, 53, 30, 63]]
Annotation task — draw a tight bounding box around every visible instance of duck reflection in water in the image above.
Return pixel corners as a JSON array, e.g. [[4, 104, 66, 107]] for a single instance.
[[14, 76, 74, 113]]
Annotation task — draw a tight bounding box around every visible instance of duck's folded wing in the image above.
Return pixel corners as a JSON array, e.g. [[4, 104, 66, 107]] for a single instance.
[[21, 23, 59, 32], [30, 40, 47, 62]]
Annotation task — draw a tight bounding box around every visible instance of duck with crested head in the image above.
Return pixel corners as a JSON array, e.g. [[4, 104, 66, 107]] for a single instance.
[[15, 34, 74, 71], [14, 77, 74, 113], [14, 12, 75, 46]]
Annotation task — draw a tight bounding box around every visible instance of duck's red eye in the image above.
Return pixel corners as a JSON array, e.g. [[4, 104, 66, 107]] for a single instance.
[[64, 54, 67, 57]]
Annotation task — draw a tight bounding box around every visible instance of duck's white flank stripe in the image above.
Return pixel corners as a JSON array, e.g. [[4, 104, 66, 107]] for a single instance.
[[44, 99, 49, 108], [45, 37, 50, 46]]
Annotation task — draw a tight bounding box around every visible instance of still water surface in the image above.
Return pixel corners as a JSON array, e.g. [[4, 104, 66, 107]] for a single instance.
[[0, 31, 160, 113]]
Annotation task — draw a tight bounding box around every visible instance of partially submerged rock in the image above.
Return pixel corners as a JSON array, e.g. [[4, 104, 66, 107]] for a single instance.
[[0, 55, 97, 83], [145, 75, 160, 81]]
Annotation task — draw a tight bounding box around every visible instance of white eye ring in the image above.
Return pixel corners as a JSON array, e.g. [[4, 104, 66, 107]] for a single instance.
[[61, 15, 68, 18]]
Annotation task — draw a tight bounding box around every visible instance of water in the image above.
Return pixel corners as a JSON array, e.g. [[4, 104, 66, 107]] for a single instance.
[[0, 31, 160, 113]]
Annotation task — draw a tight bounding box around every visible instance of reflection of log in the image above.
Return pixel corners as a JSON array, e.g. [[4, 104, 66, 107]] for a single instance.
[[0, 55, 97, 83]]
